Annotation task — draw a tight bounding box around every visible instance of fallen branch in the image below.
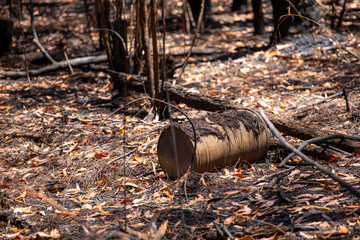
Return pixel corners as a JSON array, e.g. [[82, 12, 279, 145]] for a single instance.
[[4, 132, 42, 141], [259, 108, 360, 198], [64, 51, 74, 74], [0, 55, 107, 77], [29, 0, 57, 65]]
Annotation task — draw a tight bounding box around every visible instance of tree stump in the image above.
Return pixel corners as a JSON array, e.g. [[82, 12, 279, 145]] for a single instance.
[[157, 109, 269, 178]]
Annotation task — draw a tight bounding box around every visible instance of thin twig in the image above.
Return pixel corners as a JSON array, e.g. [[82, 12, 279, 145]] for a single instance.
[[259, 108, 360, 198], [150, 0, 160, 99], [256, 166, 296, 183], [123, 112, 128, 232], [107, 148, 137, 165], [96, 28, 127, 55], [344, 47, 360, 59], [175, 0, 205, 207], [343, 89, 350, 112], [249, 218, 286, 235], [320, 143, 352, 155], [221, 223, 235, 239], [64, 51, 74, 74], [139, 0, 154, 98]]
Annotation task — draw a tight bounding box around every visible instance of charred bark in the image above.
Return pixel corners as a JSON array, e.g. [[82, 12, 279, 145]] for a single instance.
[[0, 19, 13, 56], [188, 0, 212, 23], [252, 0, 265, 35], [112, 19, 128, 74], [95, 0, 113, 69], [232, 0, 248, 13], [112, 18, 129, 96]]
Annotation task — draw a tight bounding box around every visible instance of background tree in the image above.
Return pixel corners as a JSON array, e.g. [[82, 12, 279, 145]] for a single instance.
[[271, 0, 319, 40], [187, 0, 319, 38]]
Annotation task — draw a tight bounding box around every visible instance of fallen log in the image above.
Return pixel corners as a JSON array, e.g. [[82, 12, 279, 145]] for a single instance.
[[269, 117, 360, 154], [157, 109, 269, 178], [101, 69, 234, 111]]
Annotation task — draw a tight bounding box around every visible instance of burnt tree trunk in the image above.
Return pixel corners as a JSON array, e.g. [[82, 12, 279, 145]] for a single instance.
[[112, 19, 129, 96], [271, 0, 319, 41], [188, 0, 264, 35], [0, 19, 13, 56], [232, 0, 248, 13], [95, 0, 113, 69], [150, 0, 160, 100], [252, 0, 265, 35], [112, 19, 128, 73], [134, 0, 142, 75], [187, 0, 212, 23]]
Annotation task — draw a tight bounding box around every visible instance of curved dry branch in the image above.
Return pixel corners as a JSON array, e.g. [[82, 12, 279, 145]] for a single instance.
[[259, 108, 360, 198], [29, 0, 57, 65]]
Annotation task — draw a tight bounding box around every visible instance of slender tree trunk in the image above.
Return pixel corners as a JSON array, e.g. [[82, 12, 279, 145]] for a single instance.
[[115, 0, 123, 18], [95, 0, 113, 69], [113, 19, 128, 73], [139, 0, 155, 98], [150, 0, 159, 100], [252, 0, 264, 35], [134, 0, 142, 74]]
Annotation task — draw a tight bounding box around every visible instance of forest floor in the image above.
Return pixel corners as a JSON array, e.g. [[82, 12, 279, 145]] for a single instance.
[[1, 0, 360, 239]]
